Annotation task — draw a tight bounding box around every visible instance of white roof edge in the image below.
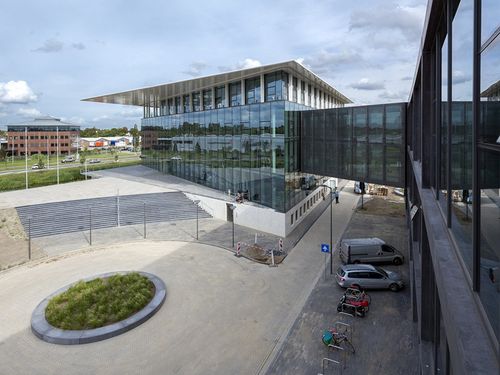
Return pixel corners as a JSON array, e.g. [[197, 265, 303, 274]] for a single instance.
[[82, 60, 352, 105]]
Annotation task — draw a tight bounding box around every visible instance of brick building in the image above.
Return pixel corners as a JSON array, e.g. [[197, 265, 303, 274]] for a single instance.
[[7, 116, 80, 156]]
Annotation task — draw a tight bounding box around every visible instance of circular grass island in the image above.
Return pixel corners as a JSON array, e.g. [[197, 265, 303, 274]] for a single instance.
[[31, 271, 166, 345]]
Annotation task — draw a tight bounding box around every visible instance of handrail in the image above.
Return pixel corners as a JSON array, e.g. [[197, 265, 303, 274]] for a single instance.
[[322, 356, 342, 375]]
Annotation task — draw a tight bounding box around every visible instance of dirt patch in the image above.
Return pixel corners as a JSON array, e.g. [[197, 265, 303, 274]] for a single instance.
[[0, 208, 45, 270], [356, 195, 406, 217], [243, 244, 285, 265]]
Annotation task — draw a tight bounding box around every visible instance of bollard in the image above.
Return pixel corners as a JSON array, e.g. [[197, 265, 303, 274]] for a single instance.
[[235, 242, 241, 257], [269, 248, 277, 267]]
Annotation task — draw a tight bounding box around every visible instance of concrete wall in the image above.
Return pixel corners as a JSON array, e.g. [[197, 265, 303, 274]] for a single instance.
[[184, 192, 286, 238], [185, 179, 338, 238], [284, 184, 331, 237]]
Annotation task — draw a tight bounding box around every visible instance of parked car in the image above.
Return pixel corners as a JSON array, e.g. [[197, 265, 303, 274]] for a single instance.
[[335, 264, 404, 292], [31, 164, 40, 170], [61, 156, 75, 163], [339, 237, 404, 265], [88, 159, 101, 164]]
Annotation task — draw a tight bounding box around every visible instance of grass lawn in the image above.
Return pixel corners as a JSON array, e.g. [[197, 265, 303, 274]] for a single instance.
[[0, 160, 141, 192], [45, 272, 155, 330], [0, 151, 139, 172]]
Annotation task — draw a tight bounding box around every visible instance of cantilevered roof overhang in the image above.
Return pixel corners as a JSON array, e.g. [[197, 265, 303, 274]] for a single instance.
[[82, 60, 352, 106]]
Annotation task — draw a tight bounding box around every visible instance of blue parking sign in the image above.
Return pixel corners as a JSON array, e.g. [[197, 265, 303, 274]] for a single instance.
[[321, 244, 330, 253]]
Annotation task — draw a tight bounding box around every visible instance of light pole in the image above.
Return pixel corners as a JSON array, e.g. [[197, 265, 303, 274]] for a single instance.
[[320, 184, 333, 274], [194, 199, 200, 240], [25, 126, 28, 190], [229, 203, 236, 248]]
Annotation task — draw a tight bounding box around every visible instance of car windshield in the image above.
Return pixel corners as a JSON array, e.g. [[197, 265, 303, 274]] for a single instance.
[[337, 268, 345, 277], [375, 266, 388, 277]]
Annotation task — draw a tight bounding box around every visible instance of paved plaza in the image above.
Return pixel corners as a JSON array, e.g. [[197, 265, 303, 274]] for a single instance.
[[0, 181, 360, 375]]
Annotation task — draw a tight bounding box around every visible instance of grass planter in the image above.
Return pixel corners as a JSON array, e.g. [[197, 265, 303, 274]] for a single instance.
[[31, 271, 166, 345], [45, 273, 154, 330]]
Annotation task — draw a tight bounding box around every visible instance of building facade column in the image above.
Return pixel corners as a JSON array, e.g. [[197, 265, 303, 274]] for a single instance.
[[260, 74, 265, 103], [240, 79, 246, 106], [224, 84, 229, 107]]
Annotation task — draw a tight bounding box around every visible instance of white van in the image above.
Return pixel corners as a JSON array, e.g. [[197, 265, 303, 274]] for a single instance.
[[339, 238, 404, 265]]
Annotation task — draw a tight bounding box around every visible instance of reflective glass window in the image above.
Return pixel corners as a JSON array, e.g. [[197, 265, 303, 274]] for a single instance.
[[480, 35, 500, 144], [183, 95, 191, 113], [168, 98, 175, 114], [385, 105, 402, 143], [264, 71, 287, 101], [440, 33, 449, 206], [192, 92, 201, 112], [230, 82, 241, 107], [353, 107, 367, 142], [203, 89, 213, 110], [215, 86, 225, 108], [245, 77, 261, 104], [292, 77, 298, 102], [175, 97, 182, 113], [478, 148, 500, 341], [481, 0, 500, 45], [368, 106, 384, 143], [450, 0, 473, 274]]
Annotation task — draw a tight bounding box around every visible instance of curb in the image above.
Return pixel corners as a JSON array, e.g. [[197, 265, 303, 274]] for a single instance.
[[31, 271, 166, 345]]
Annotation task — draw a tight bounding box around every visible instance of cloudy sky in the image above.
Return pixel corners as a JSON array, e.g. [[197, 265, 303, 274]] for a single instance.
[[0, 0, 427, 130]]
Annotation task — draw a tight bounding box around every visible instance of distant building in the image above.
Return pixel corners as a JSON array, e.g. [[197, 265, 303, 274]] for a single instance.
[[7, 116, 80, 156], [79, 136, 132, 150]]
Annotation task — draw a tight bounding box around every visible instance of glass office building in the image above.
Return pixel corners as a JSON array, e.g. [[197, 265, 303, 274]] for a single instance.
[[85, 61, 351, 213], [406, 0, 499, 373]]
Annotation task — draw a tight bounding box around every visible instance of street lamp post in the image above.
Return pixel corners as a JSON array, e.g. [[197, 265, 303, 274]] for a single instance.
[[229, 203, 236, 248], [320, 184, 333, 274], [194, 200, 200, 240]]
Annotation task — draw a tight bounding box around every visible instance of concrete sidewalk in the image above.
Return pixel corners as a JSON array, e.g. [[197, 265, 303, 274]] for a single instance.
[[0, 181, 360, 375], [265, 197, 418, 375]]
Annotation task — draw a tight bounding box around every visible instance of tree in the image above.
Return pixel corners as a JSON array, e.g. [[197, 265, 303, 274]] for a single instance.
[[35, 153, 45, 169], [130, 124, 140, 151], [0, 148, 6, 162]]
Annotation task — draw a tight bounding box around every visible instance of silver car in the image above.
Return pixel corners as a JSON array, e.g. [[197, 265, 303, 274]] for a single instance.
[[335, 264, 404, 292]]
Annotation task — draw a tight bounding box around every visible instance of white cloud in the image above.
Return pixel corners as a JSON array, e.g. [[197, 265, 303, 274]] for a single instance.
[[236, 58, 262, 69], [218, 58, 262, 72], [0, 81, 38, 104], [32, 38, 64, 53], [349, 4, 426, 41], [379, 90, 408, 101], [119, 107, 143, 118], [61, 116, 85, 125], [452, 70, 472, 84], [182, 61, 208, 77], [17, 107, 42, 117], [350, 78, 385, 90], [72, 42, 86, 50], [92, 115, 109, 122]]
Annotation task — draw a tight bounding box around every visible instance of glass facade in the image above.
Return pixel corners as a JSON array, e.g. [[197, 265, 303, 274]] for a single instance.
[[140, 69, 345, 213], [479, 0, 500, 344], [406, 0, 499, 372], [142, 100, 313, 212], [299, 103, 405, 187]]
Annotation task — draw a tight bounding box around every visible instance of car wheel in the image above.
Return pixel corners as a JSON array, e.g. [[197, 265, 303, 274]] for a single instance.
[[389, 283, 400, 292], [393, 257, 403, 265], [351, 284, 362, 291]]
